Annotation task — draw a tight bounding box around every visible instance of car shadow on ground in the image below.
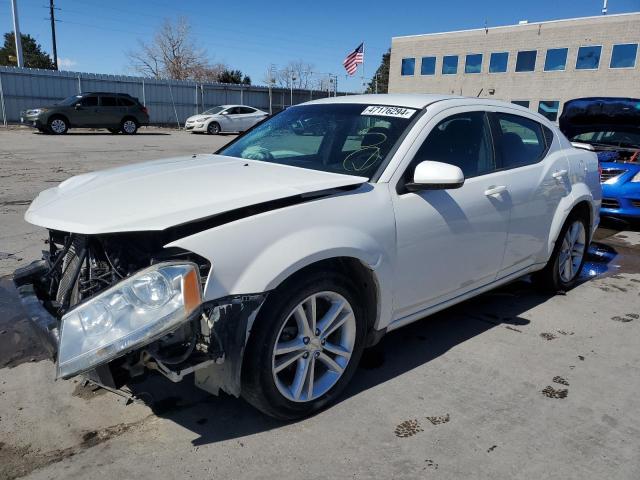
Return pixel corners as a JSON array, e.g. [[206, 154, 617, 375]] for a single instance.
[[0, 239, 622, 446]]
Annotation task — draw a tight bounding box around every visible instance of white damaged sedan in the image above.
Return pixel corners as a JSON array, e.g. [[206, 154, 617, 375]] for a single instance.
[[184, 104, 268, 134], [15, 94, 601, 419]]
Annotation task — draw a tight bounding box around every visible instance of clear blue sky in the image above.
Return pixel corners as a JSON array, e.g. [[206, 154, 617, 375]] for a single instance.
[[1, 0, 639, 91]]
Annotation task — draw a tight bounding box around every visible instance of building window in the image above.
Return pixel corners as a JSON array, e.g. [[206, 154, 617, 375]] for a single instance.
[[515, 50, 537, 72], [610, 43, 638, 68], [538, 101, 560, 121], [401, 58, 415, 76], [421, 56, 436, 75], [489, 52, 509, 73], [465, 53, 483, 73], [512, 100, 530, 108], [442, 55, 459, 75], [544, 48, 568, 71], [576, 46, 602, 70]]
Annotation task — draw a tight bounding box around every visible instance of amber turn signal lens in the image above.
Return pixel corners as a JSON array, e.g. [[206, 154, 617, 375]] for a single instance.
[[182, 268, 202, 314]]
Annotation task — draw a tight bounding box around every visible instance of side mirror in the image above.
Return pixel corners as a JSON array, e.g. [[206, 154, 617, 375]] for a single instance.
[[74, 103, 82, 109], [220, 111, 229, 115], [406, 161, 465, 191]]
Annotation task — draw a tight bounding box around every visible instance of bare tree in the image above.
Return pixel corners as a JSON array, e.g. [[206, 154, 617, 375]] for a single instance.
[[128, 17, 221, 81], [274, 60, 315, 89]]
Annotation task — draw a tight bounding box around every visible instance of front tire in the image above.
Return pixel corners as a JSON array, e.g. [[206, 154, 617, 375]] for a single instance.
[[48, 116, 68, 135], [534, 214, 588, 291], [207, 122, 221, 135], [241, 270, 366, 420]]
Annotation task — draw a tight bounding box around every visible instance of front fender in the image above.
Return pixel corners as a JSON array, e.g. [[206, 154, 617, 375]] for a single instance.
[[168, 184, 397, 329]]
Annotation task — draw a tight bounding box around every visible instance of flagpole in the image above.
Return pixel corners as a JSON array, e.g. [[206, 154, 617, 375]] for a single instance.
[[361, 41, 365, 93]]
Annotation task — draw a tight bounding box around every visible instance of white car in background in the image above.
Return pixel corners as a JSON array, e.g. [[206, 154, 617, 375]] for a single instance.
[[16, 94, 601, 420], [184, 105, 268, 134]]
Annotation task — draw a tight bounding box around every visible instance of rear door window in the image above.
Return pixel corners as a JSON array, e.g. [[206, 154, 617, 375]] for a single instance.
[[100, 96, 118, 107], [238, 107, 256, 114], [493, 113, 549, 169]]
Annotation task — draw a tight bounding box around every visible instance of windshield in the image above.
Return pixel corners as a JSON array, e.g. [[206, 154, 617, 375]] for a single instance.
[[218, 103, 418, 179], [202, 106, 225, 115], [56, 95, 82, 106], [571, 129, 640, 149]]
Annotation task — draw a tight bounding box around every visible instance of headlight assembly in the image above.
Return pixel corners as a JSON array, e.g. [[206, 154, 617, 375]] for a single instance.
[[56, 262, 202, 379], [631, 171, 640, 183]]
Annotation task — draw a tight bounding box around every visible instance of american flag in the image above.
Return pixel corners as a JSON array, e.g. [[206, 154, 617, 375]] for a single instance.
[[343, 43, 364, 76]]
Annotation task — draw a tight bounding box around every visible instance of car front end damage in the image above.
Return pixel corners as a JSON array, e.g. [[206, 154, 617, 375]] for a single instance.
[[13, 230, 267, 397]]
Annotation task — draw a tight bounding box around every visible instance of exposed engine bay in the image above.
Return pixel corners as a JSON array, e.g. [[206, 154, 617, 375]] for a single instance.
[[18, 229, 228, 390]]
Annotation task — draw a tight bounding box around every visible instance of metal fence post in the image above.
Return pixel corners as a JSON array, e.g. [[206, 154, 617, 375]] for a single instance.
[[167, 80, 181, 129], [141, 79, 146, 106], [0, 71, 7, 127], [77, 75, 82, 93]]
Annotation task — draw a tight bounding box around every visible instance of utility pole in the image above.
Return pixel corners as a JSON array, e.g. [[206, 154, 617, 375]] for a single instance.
[[10, 0, 24, 67], [602, 0, 608, 14], [268, 64, 275, 115], [49, 0, 58, 69]]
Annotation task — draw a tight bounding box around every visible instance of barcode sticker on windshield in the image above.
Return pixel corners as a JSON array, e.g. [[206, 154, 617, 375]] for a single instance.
[[361, 106, 416, 119]]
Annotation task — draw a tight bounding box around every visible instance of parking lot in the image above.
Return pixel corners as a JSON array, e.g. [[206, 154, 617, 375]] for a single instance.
[[1, 127, 639, 479]]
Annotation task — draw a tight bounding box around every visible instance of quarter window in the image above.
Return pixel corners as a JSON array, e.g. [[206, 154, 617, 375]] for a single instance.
[[515, 50, 537, 72], [401, 58, 415, 76], [576, 46, 602, 70], [465, 54, 483, 73], [538, 101, 560, 121], [494, 113, 547, 168], [442, 55, 459, 75], [117, 97, 135, 107], [410, 112, 495, 179], [489, 52, 509, 73], [544, 48, 568, 71], [610, 43, 638, 68], [420, 56, 436, 75]]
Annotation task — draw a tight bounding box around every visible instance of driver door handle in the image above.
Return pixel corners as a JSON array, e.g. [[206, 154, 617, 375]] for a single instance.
[[484, 185, 507, 197], [552, 169, 568, 179]]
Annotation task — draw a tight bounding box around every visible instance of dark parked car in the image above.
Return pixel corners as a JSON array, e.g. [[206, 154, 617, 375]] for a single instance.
[[559, 97, 640, 220], [21, 92, 150, 135]]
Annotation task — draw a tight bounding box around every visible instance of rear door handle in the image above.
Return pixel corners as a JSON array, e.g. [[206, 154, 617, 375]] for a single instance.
[[484, 185, 507, 196], [552, 169, 568, 179]]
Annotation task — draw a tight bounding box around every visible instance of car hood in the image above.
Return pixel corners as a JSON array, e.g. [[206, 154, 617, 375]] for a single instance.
[[25, 154, 367, 234]]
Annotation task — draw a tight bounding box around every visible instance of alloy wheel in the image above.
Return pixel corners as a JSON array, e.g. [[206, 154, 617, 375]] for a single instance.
[[558, 220, 586, 283], [271, 291, 356, 403], [123, 120, 137, 134], [50, 119, 67, 134]]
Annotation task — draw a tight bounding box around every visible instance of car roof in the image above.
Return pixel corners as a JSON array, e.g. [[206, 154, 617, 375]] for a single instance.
[[303, 94, 539, 113], [82, 92, 134, 96]]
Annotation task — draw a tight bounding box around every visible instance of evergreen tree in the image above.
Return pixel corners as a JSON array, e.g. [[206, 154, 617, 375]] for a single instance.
[[365, 49, 390, 94], [0, 32, 56, 69]]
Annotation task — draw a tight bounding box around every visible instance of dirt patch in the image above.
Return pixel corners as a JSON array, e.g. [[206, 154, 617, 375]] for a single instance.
[[540, 332, 557, 341], [426, 413, 450, 425], [0, 420, 145, 480], [424, 459, 438, 469], [72, 381, 108, 400], [553, 376, 569, 386], [542, 386, 568, 399], [394, 419, 423, 438], [611, 314, 636, 323], [487, 445, 497, 453]]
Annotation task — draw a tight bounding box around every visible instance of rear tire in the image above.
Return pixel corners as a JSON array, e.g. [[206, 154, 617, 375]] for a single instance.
[[47, 116, 68, 135], [207, 122, 220, 135], [241, 269, 366, 420], [121, 118, 138, 135], [533, 213, 589, 292]]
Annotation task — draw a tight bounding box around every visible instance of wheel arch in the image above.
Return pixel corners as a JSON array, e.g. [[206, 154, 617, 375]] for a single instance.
[[546, 191, 596, 258]]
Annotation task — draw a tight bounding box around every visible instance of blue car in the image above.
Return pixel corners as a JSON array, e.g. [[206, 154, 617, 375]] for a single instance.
[[560, 97, 640, 220]]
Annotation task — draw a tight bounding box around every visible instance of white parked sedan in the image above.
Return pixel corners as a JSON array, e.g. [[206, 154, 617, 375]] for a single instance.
[[15, 94, 601, 419], [184, 104, 268, 134]]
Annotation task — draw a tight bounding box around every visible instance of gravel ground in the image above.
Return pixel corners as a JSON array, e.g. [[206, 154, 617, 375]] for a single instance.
[[0, 127, 639, 480]]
